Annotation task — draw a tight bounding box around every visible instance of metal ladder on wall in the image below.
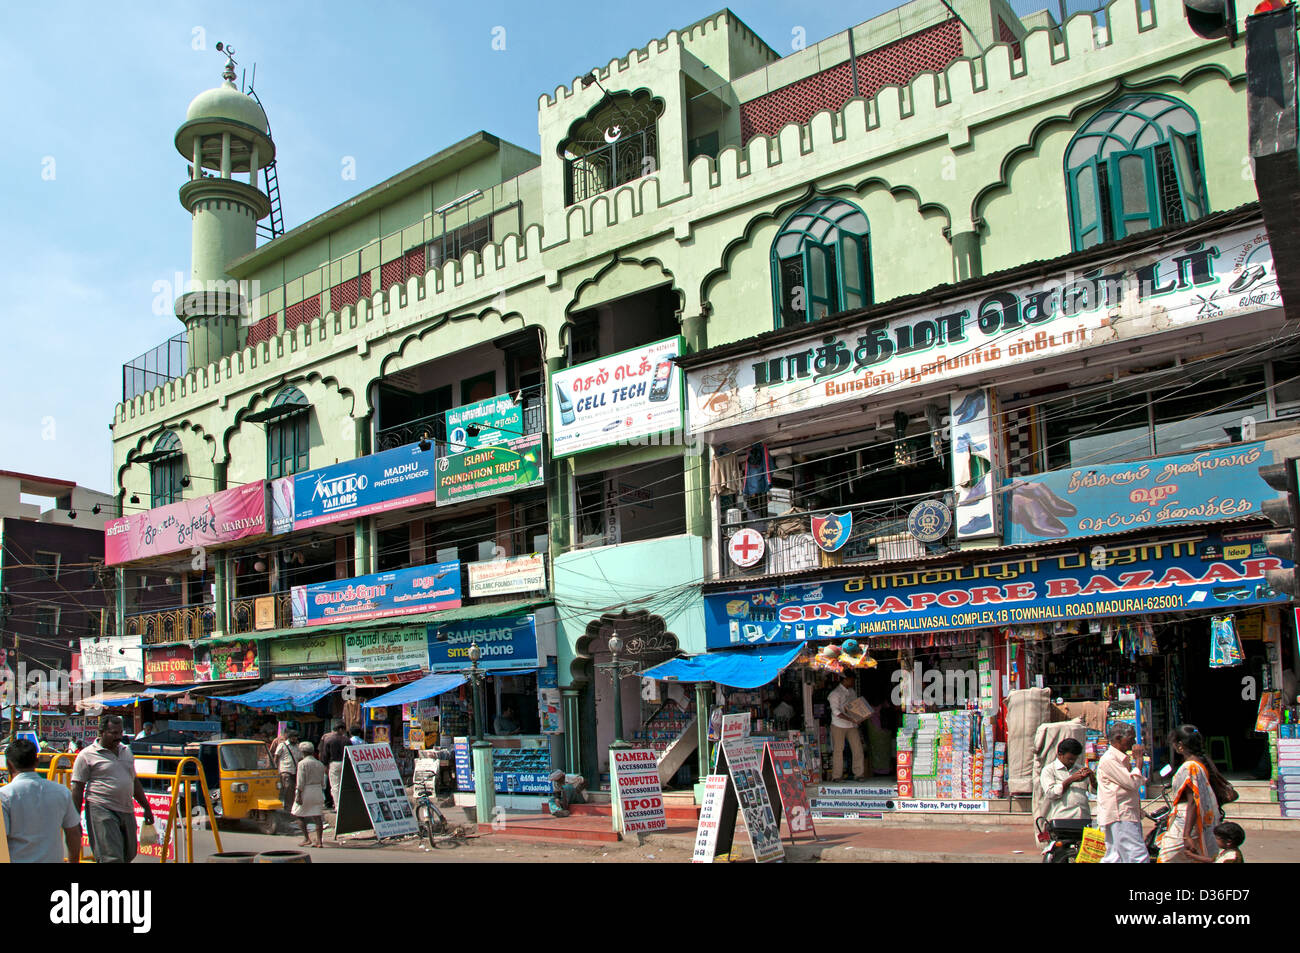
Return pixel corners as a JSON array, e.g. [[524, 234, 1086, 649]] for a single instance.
[[247, 86, 284, 241]]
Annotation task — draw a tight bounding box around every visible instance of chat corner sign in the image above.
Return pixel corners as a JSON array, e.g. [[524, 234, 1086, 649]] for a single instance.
[[550, 335, 684, 458]]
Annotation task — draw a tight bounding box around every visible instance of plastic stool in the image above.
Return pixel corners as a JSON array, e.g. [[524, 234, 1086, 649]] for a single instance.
[[1208, 736, 1233, 773]]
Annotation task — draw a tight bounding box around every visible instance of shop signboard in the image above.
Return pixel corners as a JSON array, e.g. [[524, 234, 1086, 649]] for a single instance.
[[687, 226, 1279, 434], [763, 741, 817, 839], [610, 748, 668, 834], [718, 738, 784, 862], [453, 738, 473, 789], [551, 336, 685, 457], [78, 636, 145, 682], [194, 641, 260, 681], [1004, 442, 1283, 545], [706, 531, 1292, 648], [691, 774, 730, 863], [427, 615, 538, 672], [268, 634, 343, 678], [343, 629, 432, 674], [467, 554, 546, 598], [270, 476, 295, 535], [292, 560, 462, 626], [334, 743, 419, 839], [435, 435, 544, 506], [144, 646, 195, 686], [445, 394, 525, 452], [254, 596, 277, 631], [105, 481, 268, 566], [292, 442, 438, 530]]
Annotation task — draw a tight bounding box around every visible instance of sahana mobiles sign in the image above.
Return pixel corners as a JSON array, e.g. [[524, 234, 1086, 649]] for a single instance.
[[706, 531, 1291, 648], [104, 481, 268, 565], [550, 336, 684, 457], [292, 561, 462, 626], [687, 226, 1278, 433], [1005, 442, 1283, 545], [293, 443, 437, 530]]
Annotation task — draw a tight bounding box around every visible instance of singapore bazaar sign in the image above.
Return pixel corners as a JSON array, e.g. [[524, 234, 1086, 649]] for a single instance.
[[705, 531, 1290, 649], [688, 225, 1277, 433]]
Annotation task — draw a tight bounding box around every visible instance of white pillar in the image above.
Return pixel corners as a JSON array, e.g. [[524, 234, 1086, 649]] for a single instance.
[[220, 132, 231, 178], [249, 144, 259, 186], [192, 136, 202, 180]]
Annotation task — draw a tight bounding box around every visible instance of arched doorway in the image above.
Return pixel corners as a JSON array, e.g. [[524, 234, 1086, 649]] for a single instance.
[[572, 610, 680, 784]]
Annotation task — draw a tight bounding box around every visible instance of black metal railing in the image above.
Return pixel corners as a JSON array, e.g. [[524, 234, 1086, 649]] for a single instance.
[[565, 128, 658, 205], [125, 603, 215, 645], [375, 385, 545, 453], [123, 333, 188, 402], [717, 489, 958, 579]]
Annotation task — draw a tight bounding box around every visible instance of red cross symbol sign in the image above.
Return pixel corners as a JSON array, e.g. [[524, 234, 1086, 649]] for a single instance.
[[728, 528, 765, 568]]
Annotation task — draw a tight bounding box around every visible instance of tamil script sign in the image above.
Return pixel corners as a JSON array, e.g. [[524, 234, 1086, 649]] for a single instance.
[[551, 336, 684, 457], [467, 554, 546, 598], [292, 561, 462, 626], [706, 531, 1291, 648], [343, 629, 432, 673], [427, 615, 538, 672], [1004, 442, 1283, 545], [268, 634, 343, 678], [446, 394, 525, 452], [104, 481, 268, 565], [687, 225, 1278, 433], [293, 443, 437, 530]]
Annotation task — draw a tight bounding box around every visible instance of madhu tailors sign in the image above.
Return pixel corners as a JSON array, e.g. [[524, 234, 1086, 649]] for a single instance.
[[293, 443, 437, 530]]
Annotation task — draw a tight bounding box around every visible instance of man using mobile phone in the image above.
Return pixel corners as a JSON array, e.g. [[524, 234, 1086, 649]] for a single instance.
[[1040, 738, 1093, 824]]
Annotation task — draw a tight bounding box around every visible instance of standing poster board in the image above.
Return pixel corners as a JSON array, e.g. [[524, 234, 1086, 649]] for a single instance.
[[717, 739, 785, 863], [79, 792, 177, 861], [610, 748, 667, 834], [335, 744, 418, 839], [763, 741, 818, 842], [691, 774, 730, 863]]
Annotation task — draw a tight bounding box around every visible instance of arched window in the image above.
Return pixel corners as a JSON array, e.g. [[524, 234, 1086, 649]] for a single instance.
[[148, 432, 184, 508], [252, 386, 311, 479], [770, 198, 872, 326], [560, 90, 664, 206], [1065, 94, 1208, 250]]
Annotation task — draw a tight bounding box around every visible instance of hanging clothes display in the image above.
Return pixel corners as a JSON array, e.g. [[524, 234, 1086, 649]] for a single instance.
[[710, 446, 744, 496], [743, 442, 773, 496]]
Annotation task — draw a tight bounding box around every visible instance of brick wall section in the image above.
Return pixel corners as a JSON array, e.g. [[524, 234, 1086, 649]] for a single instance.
[[245, 313, 279, 347], [283, 295, 320, 333], [998, 18, 1022, 60], [739, 19, 964, 144]]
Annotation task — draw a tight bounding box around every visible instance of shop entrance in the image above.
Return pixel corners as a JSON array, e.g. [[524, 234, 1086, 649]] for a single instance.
[[1175, 627, 1271, 779]]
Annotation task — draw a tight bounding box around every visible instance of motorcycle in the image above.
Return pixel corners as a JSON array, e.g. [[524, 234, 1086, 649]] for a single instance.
[[1037, 815, 1088, 863], [1142, 764, 1175, 860]]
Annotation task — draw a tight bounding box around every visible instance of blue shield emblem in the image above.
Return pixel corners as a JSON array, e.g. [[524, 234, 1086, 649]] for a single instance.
[[811, 512, 852, 552]]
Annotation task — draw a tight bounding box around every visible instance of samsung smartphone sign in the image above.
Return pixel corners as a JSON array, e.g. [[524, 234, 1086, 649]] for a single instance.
[[550, 336, 684, 457]]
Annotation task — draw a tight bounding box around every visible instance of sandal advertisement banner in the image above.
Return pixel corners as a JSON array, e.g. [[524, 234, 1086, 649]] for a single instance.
[[1004, 442, 1282, 544], [705, 531, 1291, 648]]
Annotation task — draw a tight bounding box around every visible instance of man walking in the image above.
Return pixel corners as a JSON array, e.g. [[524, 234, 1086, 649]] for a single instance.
[[1097, 722, 1147, 863], [270, 729, 301, 808], [319, 721, 347, 810], [1, 738, 82, 863], [70, 714, 154, 863]]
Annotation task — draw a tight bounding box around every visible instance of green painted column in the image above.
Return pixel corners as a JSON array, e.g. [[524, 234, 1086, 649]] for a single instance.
[[213, 554, 228, 636], [695, 682, 712, 778], [353, 519, 372, 576], [115, 569, 127, 641], [951, 228, 983, 283], [680, 313, 710, 540], [562, 688, 582, 775], [545, 356, 572, 556]]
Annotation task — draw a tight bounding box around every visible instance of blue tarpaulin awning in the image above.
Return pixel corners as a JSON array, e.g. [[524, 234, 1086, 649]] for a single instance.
[[210, 678, 340, 712], [640, 643, 804, 689], [362, 673, 467, 709]]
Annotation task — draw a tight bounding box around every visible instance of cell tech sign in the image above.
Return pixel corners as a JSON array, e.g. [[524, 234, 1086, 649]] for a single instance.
[[292, 443, 438, 530]]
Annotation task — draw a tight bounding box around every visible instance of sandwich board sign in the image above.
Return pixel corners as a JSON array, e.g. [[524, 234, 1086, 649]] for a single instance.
[[335, 743, 418, 839], [695, 714, 784, 862], [762, 741, 818, 843], [610, 748, 667, 835], [691, 774, 730, 863]]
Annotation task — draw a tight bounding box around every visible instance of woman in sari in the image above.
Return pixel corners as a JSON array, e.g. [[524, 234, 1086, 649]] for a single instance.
[[1157, 724, 1223, 863]]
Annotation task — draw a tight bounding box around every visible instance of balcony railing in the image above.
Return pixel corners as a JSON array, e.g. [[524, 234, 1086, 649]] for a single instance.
[[122, 333, 188, 402], [375, 385, 545, 454], [125, 603, 215, 645], [230, 592, 294, 635], [718, 489, 958, 580]]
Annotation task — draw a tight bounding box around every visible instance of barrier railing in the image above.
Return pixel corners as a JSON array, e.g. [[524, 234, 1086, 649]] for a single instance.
[[43, 752, 223, 863]]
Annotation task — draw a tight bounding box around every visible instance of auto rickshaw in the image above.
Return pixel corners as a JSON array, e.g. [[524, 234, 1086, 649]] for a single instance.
[[132, 733, 283, 834]]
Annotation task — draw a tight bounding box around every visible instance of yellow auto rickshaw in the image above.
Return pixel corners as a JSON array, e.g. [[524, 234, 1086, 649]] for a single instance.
[[134, 735, 283, 834]]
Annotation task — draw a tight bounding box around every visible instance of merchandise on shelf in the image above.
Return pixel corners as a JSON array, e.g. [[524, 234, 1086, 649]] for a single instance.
[[631, 707, 694, 756], [452, 735, 553, 795], [896, 709, 1002, 800]]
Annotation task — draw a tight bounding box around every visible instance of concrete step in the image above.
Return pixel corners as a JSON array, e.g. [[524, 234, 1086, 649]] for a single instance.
[[480, 813, 622, 845]]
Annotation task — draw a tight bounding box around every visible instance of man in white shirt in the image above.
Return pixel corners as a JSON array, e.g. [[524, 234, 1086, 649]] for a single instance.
[[1040, 738, 1093, 824], [2, 738, 82, 863], [1096, 722, 1147, 863], [827, 673, 866, 781]]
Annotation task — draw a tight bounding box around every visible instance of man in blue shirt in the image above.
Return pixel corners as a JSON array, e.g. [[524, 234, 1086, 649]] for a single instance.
[[1, 738, 82, 863]]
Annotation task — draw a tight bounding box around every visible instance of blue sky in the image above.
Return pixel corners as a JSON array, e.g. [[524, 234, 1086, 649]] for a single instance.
[[0, 0, 891, 496]]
